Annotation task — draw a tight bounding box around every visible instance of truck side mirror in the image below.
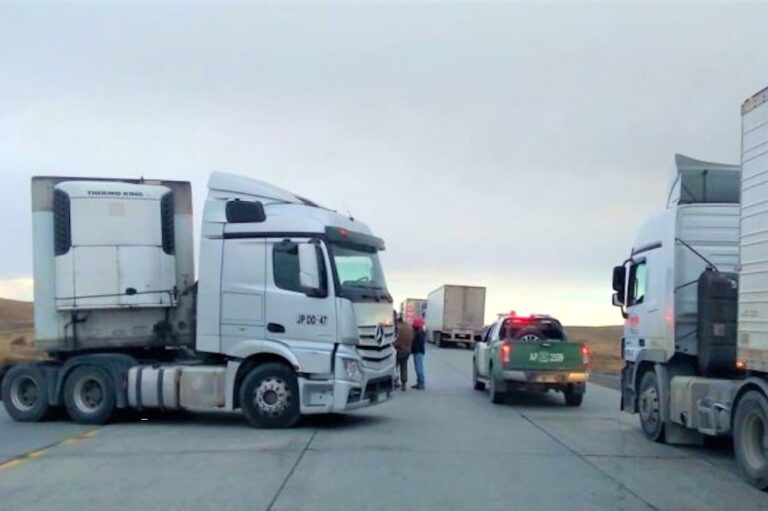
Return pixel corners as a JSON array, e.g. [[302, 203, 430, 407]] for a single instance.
[[298, 243, 322, 294], [612, 265, 626, 297]]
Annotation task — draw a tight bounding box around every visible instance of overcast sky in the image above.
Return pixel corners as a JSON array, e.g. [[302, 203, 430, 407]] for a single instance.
[[1, 1, 767, 325]]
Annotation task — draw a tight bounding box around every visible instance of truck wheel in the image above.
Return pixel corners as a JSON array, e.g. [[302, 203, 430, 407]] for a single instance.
[[489, 367, 504, 404], [564, 386, 584, 407], [638, 370, 664, 442], [240, 363, 300, 429], [64, 365, 116, 425], [734, 390, 768, 490], [436, 334, 444, 348], [472, 361, 485, 391], [1, 364, 50, 422]]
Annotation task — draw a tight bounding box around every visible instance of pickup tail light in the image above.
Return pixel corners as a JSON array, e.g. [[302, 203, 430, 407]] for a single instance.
[[500, 343, 512, 366], [581, 344, 591, 367]]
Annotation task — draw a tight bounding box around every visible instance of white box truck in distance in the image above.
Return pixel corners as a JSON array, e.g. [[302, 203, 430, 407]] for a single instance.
[[0, 172, 396, 428], [425, 285, 486, 348], [612, 86, 768, 489]]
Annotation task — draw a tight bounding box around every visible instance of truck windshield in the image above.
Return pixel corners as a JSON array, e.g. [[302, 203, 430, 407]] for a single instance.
[[330, 243, 392, 303]]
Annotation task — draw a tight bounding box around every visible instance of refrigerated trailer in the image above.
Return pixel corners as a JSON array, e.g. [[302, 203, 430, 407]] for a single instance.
[[612, 86, 768, 489], [425, 285, 485, 348], [1, 172, 396, 428]]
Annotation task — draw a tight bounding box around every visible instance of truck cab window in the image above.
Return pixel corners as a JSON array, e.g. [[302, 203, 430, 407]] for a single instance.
[[274, 242, 326, 294], [629, 261, 647, 305]]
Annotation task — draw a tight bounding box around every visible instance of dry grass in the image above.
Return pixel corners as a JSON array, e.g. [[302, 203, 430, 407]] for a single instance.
[[0, 299, 42, 365], [0, 329, 44, 365], [565, 325, 624, 375]]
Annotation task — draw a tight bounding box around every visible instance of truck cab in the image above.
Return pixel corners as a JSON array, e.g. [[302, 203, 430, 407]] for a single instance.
[[612, 155, 741, 441], [195, 173, 396, 422]]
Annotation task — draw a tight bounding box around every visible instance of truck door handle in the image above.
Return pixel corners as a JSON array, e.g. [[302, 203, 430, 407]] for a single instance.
[[268, 323, 285, 333]]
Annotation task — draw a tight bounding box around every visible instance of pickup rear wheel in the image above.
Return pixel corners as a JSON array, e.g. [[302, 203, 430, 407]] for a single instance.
[[564, 385, 584, 407], [472, 360, 485, 391], [64, 365, 116, 425], [240, 363, 300, 429], [734, 390, 768, 490], [488, 366, 504, 404], [638, 369, 664, 442], [1, 364, 50, 422]]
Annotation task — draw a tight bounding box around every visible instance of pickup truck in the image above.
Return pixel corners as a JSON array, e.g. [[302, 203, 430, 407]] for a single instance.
[[472, 314, 589, 406]]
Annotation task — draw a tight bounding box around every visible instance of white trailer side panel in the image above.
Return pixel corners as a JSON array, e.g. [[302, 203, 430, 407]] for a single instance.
[[425, 287, 446, 332], [443, 285, 486, 331], [740, 87, 768, 372]]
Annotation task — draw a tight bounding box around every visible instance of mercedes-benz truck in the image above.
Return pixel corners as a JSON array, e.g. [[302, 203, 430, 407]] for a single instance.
[[1, 172, 396, 428]]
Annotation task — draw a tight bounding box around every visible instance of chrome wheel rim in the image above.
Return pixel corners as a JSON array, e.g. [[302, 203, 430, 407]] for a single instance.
[[73, 377, 105, 412], [742, 411, 768, 471], [520, 334, 540, 342], [254, 377, 291, 417], [639, 385, 659, 431], [10, 376, 39, 412]]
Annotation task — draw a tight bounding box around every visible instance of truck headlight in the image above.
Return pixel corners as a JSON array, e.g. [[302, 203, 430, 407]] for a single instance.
[[342, 358, 363, 382]]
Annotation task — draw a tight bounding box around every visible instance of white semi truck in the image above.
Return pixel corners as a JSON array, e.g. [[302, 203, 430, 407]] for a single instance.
[[0, 173, 396, 428], [612, 87, 768, 488]]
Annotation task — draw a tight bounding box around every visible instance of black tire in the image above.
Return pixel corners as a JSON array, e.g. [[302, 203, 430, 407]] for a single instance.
[[564, 386, 584, 407], [733, 390, 768, 490], [638, 369, 665, 442], [472, 360, 485, 391], [489, 365, 504, 404], [240, 363, 300, 429], [64, 365, 116, 425], [437, 334, 444, 348], [1, 364, 50, 422]]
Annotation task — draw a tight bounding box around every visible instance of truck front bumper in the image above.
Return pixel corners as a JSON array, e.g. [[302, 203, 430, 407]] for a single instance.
[[298, 348, 395, 415]]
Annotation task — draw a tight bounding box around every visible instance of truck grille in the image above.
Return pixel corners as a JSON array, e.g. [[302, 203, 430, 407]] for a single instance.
[[357, 324, 395, 348]]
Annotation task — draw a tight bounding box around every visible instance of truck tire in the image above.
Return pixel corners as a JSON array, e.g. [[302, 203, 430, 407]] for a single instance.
[[472, 360, 485, 391], [638, 369, 665, 442], [564, 386, 584, 407], [436, 333, 445, 348], [64, 365, 116, 425], [1, 364, 51, 422], [488, 366, 504, 404], [240, 363, 300, 429], [733, 390, 768, 490]]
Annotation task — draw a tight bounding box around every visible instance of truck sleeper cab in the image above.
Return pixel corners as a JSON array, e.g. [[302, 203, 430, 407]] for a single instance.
[[1, 172, 396, 428]]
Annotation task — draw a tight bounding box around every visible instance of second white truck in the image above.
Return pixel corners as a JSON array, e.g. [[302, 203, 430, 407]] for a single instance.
[[612, 86, 768, 489], [1, 172, 396, 428]]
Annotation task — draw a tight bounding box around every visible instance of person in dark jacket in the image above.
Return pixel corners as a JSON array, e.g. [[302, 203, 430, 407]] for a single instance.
[[411, 317, 426, 389], [394, 317, 413, 391]]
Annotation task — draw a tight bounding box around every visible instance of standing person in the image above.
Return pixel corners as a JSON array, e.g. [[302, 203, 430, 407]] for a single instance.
[[393, 317, 413, 392], [411, 317, 426, 389]]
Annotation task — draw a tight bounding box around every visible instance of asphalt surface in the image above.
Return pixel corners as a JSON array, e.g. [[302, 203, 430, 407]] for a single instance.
[[1, 345, 766, 511]]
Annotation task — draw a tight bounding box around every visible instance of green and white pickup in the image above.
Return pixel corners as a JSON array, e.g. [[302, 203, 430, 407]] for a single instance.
[[472, 314, 589, 406]]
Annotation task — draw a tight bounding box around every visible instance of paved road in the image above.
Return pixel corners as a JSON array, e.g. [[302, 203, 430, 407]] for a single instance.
[[0, 346, 766, 511]]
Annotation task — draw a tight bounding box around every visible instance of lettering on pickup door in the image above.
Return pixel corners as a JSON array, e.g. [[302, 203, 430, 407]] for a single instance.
[[297, 314, 328, 326]]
